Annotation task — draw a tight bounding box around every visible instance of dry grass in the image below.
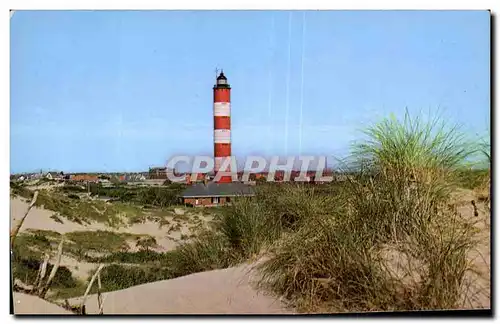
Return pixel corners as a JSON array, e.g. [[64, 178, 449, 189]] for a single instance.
[[255, 110, 485, 313], [11, 110, 489, 314]]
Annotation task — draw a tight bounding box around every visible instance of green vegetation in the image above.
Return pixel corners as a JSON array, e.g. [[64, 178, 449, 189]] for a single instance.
[[88, 183, 185, 207], [57, 185, 87, 193], [34, 178, 58, 185], [11, 229, 172, 297], [62, 231, 160, 261], [12, 255, 78, 290], [457, 168, 490, 190], [50, 213, 65, 224], [96, 264, 175, 293], [10, 111, 490, 313], [11, 232, 79, 295], [65, 231, 129, 254], [85, 250, 172, 264], [254, 111, 482, 312], [12, 232, 54, 260], [12, 187, 149, 227], [168, 232, 234, 275], [11, 182, 186, 228], [10, 181, 32, 198], [154, 111, 488, 312], [135, 236, 158, 252]]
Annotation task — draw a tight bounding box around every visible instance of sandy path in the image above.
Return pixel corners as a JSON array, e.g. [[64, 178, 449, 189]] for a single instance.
[[66, 263, 293, 314], [13, 293, 73, 315]]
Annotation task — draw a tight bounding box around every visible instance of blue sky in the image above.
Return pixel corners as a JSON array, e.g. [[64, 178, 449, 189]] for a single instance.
[[10, 10, 490, 173]]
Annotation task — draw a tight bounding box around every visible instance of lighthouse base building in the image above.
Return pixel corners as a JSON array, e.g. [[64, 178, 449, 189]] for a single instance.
[[179, 181, 254, 207], [179, 71, 254, 207]]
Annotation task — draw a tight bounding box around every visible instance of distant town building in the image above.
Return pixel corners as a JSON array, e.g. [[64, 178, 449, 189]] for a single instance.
[[185, 173, 208, 185], [149, 167, 172, 179], [70, 174, 99, 182], [45, 171, 64, 181]]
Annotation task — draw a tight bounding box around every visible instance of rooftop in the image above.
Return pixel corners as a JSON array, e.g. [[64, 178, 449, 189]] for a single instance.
[[180, 182, 255, 198]]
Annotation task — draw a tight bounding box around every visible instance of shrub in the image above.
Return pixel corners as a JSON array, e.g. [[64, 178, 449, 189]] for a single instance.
[[168, 231, 235, 277], [98, 264, 174, 292], [257, 111, 478, 312], [258, 215, 404, 312], [255, 183, 337, 231], [352, 111, 472, 200], [218, 196, 281, 258], [50, 213, 64, 224], [136, 187, 180, 207], [12, 257, 78, 289], [85, 250, 172, 264], [12, 233, 53, 260], [158, 185, 338, 279], [65, 231, 130, 258], [10, 181, 33, 199], [57, 185, 87, 194], [136, 236, 158, 252]]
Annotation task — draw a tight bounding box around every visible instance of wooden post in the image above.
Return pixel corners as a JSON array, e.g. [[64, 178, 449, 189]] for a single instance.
[[34, 253, 50, 292], [10, 191, 39, 248], [80, 264, 104, 313], [39, 237, 64, 298], [97, 272, 103, 314]]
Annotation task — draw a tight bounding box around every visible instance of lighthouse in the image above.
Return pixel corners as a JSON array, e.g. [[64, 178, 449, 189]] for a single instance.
[[178, 71, 255, 206], [213, 71, 232, 183]]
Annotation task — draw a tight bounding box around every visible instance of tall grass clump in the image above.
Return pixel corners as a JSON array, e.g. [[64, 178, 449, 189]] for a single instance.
[[168, 231, 235, 276], [257, 110, 478, 312], [218, 196, 282, 258], [353, 111, 472, 200], [472, 137, 491, 204], [164, 196, 277, 277], [164, 187, 321, 278], [256, 183, 338, 231]]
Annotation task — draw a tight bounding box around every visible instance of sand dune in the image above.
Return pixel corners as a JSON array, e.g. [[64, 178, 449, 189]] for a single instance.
[[11, 188, 489, 314], [10, 197, 191, 252], [66, 263, 292, 314], [10, 197, 109, 233], [13, 293, 73, 315], [12, 196, 291, 314]]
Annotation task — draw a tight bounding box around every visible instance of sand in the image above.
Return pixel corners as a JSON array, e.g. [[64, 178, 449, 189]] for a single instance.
[[455, 191, 491, 309], [10, 197, 197, 252], [11, 195, 291, 314], [11, 187, 490, 314], [13, 293, 73, 315], [66, 262, 292, 314], [10, 196, 200, 281], [10, 197, 109, 234]]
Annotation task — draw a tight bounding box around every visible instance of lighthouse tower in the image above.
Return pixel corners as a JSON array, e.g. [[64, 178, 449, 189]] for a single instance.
[[213, 71, 232, 183]]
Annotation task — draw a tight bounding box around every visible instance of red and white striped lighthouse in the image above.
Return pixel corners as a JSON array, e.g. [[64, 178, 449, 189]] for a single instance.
[[213, 71, 232, 183]]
